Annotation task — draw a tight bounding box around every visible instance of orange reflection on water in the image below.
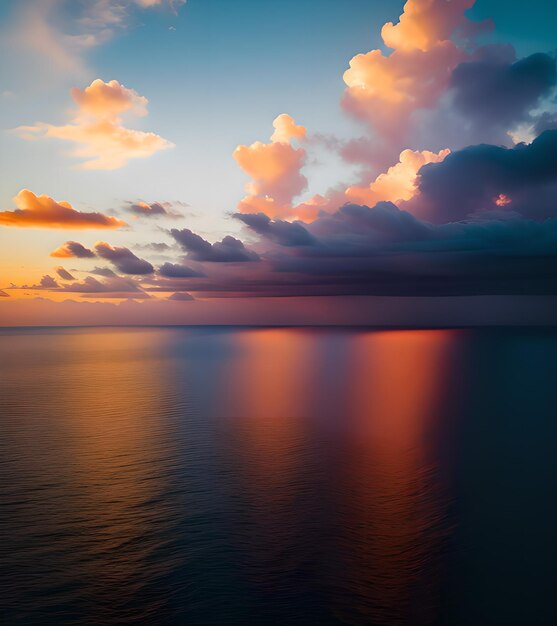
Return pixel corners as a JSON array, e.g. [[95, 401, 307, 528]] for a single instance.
[[333, 329, 458, 626], [220, 329, 321, 583], [47, 329, 179, 609], [222, 328, 318, 492]]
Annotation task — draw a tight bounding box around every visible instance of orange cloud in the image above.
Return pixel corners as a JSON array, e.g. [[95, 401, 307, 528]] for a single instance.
[[234, 114, 308, 217], [346, 148, 450, 205], [270, 113, 307, 144], [0, 189, 126, 229], [71, 78, 148, 121], [51, 241, 96, 258], [342, 0, 479, 140], [15, 79, 174, 170], [381, 0, 475, 52]]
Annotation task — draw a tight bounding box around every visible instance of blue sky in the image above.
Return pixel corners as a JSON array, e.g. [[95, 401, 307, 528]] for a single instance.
[[0, 0, 556, 323], [1, 0, 555, 233]]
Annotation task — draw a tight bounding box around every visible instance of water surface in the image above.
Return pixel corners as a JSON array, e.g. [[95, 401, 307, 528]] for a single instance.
[[1, 327, 556, 625]]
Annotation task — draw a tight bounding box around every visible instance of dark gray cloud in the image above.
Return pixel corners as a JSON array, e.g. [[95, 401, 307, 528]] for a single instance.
[[198, 202, 557, 297], [235, 213, 316, 246], [55, 267, 75, 281], [170, 228, 259, 262], [533, 111, 557, 136], [450, 51, 557, 131], [159, 262, 204, 278], [50, 241, 95, 258], [90, 266, 117, 277], [94, 242, 154, 275], [126, 201, 183, 218], [413, 130, 557, 222]]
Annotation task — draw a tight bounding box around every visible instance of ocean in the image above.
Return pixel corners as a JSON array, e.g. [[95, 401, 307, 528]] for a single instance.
[[1, 326, 556, 625]]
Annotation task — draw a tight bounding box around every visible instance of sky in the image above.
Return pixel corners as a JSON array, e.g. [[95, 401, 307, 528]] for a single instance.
[[0, 0, 556, 325]]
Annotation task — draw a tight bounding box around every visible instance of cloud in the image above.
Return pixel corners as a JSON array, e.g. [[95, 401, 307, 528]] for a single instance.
[[19, 275, 60, 290], [345, 148, 450, 205], [0, 290, 9, 297], [16, 79, 174, 169], [90, 266, 118, 277], [270, 114, 307, 144], [235, 213, 316, 247], [126, 200, 182, 218], [411, 129, 557, 221], [168, 292, 194, 301], [234, 114, 308, 218], [170, 228, 260, 262], [230, 202, 557, 296], [4, 1, 188, 82], [159, 262, 204, 277], [342, 0, 484, 142], [94, 242, 155, 274], [51, 241, 96, 258], [55, 267, 75, 281], [450, 51, 557, 132], [60, 275, 145, 295], [1, 190, 126, 229]]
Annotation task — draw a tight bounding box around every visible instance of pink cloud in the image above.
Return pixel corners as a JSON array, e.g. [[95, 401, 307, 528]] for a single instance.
[[342, 0, 483, 142]]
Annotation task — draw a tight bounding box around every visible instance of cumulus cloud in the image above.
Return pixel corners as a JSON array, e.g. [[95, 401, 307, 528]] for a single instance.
[[235, 213, 316, 247], [55, 267, 75, 281], [170, 228, 260, 262], [159, 262, 204, 277], [51, 241, 96, 258], [270, 113, 307, 144], [1, 190, 126, 229], [40, 275, 59, 289], [126, 200, 183, 218], [342, 0, 484, 142], [15, 79, 174, 169], [19, 275, 60, 290], [90, 266, 118, 277], [450, 51, 557, 132], [345, 148, 450, 205], [411, 129, 557, 221], [234, 114, 308, 218], [94, 242, 155, 274]]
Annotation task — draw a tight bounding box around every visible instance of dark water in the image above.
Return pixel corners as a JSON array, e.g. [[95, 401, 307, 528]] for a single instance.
[[1, 327, 557, 626]]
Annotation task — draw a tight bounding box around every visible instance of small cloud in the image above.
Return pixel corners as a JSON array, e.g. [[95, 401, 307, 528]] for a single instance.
[[168, 292, 194, 301], [159, 262, 204, 277], [170, 228, 260, 262], [1, 190, 126, 229], [94, 241, 154, 274], [51, 241, 96, 258], [15, 79, 174, 170], [56, 267, 75, 281], [90, 266, 117, 277], [126, 200, 183, 218]]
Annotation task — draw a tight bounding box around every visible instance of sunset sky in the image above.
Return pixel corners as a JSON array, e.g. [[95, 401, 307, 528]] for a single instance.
[[1, 0, 556, 325]]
